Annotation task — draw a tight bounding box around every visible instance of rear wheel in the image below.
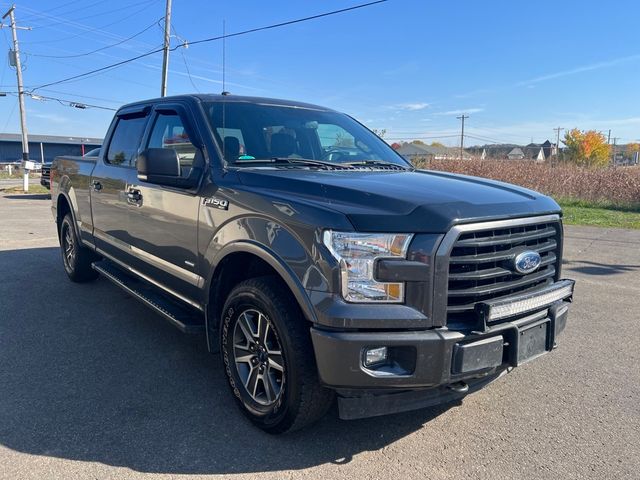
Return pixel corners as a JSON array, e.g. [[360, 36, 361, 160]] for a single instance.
[[59, 213, 99, 282], [220, 276, 333, 434]]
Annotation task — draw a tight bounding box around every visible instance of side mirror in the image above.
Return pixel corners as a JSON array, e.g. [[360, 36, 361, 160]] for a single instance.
[[137, 147, 180, 178], [137, 148, 196, 187]]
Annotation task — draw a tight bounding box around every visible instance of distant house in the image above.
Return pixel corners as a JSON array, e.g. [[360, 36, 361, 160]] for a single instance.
[[396, 142, 463, 161], [507, 147, 525, 160], [524, 140, 554, 161], [467, 140, 555, 161]]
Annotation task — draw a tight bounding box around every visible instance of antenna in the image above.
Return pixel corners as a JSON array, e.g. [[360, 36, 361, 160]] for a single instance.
[[221, 19, 227, 162], [222, 19, 226, 94]]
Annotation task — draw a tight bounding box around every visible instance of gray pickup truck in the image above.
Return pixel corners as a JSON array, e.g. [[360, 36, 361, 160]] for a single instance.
[[50, 94, 575, 433]]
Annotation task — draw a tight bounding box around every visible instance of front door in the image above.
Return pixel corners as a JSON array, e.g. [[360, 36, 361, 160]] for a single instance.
[[125, 105, 204, 304]]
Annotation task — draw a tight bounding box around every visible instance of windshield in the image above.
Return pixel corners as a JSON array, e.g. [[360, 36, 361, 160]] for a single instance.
[[203, 101, 409, 168]]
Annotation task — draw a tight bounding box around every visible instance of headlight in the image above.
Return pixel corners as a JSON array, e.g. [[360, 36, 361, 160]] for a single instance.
[[323, 231, 413, 303]]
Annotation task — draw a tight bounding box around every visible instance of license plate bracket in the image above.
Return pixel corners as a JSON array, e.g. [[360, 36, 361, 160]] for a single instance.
[[517, 319, 550, 364]]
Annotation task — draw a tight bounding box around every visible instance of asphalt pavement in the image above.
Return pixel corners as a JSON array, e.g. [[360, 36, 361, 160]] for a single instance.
[[0, 192, 638, 480]]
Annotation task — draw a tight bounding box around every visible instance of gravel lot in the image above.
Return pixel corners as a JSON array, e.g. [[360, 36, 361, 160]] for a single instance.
[[0, 192, 638, 480]]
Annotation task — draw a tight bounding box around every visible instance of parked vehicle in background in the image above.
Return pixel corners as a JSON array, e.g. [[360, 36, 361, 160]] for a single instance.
[[43, 149, 100, 189], [49, 94, 575, 433], [40, 163, 51, 189], [83, 147, 101, 157]]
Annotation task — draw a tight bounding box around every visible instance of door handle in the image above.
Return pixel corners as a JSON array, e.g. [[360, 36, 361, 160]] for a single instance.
[[126, 189, 143, 204], [91, 180, 102, 191]]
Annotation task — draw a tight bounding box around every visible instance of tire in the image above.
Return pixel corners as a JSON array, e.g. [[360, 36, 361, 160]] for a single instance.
[[59, 213, 99, 283], [220, 276, 333, 434]]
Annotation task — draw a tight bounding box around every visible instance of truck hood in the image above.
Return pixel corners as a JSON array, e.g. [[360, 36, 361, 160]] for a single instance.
[[237, 168, 561, 233]]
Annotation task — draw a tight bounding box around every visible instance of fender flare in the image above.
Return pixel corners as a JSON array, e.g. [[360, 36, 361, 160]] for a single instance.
[[54, 189, 80, 239], [206, 239, 319, 326]]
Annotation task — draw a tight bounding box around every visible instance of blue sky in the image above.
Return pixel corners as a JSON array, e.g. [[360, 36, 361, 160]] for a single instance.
[[1, 0, 639, 146]]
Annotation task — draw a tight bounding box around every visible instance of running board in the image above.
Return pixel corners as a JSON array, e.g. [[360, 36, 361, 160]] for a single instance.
[[92, 260, 205, 334]]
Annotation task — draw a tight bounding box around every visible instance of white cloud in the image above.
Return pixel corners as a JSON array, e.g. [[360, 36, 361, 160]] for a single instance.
[[518, 54, 640, 86], [31, 112, 70, 124], [434, 108, 484, 116], [397, 102, 430, 111]]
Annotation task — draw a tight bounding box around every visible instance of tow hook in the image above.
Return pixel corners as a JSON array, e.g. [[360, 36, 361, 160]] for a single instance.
[[447, 381, 469, 394]]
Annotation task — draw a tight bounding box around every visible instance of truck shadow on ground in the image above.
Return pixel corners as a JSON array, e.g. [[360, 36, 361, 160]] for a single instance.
[[563, 259, 640, 276], [0, 247, 453, 475], [3, 194, 51, 200]]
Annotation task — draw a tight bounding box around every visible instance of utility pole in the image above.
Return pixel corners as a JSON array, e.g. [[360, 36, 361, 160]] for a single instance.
[[553, 127, 564, 163], [1, 5, 31, 192], [611, 137, 619, 166], [456, 114, 469, 160], [160, 0, 172, 97], [607, 129, 611, 145]]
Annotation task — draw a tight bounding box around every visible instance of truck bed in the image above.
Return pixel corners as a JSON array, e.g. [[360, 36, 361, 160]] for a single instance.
[[51, 155, 97, 239]]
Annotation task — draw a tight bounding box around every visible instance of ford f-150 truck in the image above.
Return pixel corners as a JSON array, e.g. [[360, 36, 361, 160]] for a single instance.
[[50, 94, 575, 433]]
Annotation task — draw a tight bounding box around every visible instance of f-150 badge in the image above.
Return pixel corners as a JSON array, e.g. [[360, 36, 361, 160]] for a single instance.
[[203, 197, 229, 210]]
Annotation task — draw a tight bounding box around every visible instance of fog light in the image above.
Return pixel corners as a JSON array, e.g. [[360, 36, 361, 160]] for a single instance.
[[364, 347, 388, 367]]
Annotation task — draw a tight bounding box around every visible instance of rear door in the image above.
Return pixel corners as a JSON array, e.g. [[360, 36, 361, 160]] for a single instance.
[[124, 103, 205, 303], [91, 107, 149, 262]]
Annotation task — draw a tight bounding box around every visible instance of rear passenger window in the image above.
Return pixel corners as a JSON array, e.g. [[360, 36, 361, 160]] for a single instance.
[[146, 112, 198, 174], [106, 116, 147, 166]]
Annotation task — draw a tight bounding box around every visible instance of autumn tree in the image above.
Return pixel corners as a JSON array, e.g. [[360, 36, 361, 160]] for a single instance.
[[430, 141, 445, 148], [411, 140, 426, 145], [390, 142, 401, 150], [563, 129, 610, 167], [626, 142, 640, 157]]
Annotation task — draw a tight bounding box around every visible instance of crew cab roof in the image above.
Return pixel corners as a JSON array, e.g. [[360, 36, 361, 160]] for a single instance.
[[118, 94, 335, 113]]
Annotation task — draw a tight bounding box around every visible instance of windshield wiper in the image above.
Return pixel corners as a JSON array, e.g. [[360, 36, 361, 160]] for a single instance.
[[236, 157, 343, 169], [344, 160, 412, 170]]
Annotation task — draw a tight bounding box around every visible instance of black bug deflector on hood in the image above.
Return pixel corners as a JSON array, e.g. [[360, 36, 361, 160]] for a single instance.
[[237, 168, 562, 233]]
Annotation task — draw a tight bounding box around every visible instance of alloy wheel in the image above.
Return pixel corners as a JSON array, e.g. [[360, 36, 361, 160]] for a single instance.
[[62, 224, 75, 269], [232, 308, 285, 406]]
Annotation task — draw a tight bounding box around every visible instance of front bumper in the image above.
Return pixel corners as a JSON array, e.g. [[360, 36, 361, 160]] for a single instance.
[[310, 280, 574, 418]]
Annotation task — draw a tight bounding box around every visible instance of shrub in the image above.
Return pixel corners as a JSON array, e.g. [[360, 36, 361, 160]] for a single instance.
[[412, 158, 640, 207]]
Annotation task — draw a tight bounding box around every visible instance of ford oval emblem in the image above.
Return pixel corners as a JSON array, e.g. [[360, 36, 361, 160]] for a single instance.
[[514, 251, 542, 274]]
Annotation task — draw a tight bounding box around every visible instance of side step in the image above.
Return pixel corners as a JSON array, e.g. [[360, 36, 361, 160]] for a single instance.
[[92, 260, 205, 334]]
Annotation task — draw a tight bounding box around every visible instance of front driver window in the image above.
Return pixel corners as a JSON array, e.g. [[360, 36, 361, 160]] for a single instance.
[[145, 112, 198, 176]]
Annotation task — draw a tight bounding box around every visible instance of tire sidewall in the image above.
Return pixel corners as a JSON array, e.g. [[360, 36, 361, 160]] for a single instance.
[[220, 285, 301, 429], [60, 215, 77, 276]]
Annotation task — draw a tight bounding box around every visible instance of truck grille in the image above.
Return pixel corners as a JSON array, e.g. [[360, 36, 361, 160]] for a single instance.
[[446, 219, 561, 325]]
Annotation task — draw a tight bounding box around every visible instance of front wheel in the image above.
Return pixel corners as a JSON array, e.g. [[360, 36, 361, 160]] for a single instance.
[[220, 276, 333, 434], [59, 213, 99, 282]]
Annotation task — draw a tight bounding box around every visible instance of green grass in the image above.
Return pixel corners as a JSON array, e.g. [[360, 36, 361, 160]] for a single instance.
[[0, 184, 50, 195], [558, 199, 640, 229], [0, 172, 24, 179]]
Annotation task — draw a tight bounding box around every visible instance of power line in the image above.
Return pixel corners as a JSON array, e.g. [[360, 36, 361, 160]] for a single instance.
[[38, 88, 124, 104], [1, 97, 18, 132], [465, 133, 505, 144], [171, 25, 200, 93], [25, 0, 158, 31], [187, 0, 388, 48], [20, 0, 109, 21], [2, 91, 116, 110], [24, 19, 162, 59], [29, 0, 389, 92], [384, 134, 460, 140], [31, 47, 164, 91], [20, 0, 159, 45]]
